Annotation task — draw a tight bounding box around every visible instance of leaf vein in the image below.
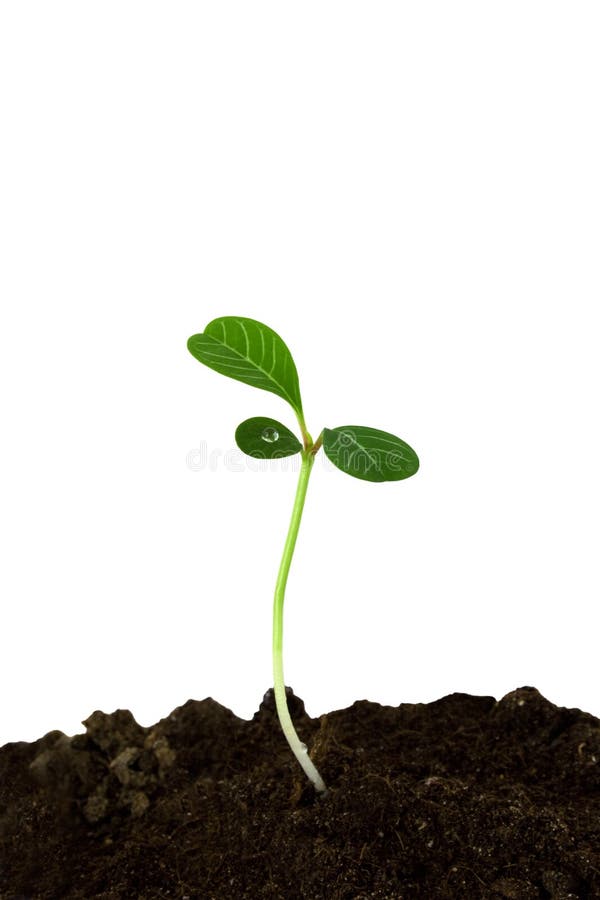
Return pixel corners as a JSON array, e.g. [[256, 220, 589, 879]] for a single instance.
[[238, 319, 250, 358]]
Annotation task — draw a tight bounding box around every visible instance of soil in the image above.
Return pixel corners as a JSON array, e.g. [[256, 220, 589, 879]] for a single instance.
[[1, 686, 599, 899]]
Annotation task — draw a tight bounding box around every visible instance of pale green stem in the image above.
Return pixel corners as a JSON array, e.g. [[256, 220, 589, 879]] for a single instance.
[[272, 450, 327, 794], [296, 412, 313, 450]]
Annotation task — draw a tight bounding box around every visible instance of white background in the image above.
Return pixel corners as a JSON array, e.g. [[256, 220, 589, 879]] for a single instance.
[[1, 3, 599, 745]]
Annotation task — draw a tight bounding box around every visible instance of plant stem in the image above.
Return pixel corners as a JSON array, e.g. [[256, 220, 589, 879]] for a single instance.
[[272, 450, 327, 794], [296, 412, 313, 451], [310, 430, 324, 455]]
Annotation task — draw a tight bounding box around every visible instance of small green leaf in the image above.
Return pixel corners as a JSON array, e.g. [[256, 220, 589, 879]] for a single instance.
[[235, 417, 302, 459], [187, 316, 303, 417], [323, 426, 419, 483]]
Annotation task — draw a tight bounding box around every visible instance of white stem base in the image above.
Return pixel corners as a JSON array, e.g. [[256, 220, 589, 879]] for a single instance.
[[273, 681, 327, 794]]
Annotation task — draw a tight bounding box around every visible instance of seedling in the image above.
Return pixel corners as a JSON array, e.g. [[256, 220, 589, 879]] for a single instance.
[[187, 317, 419, 794]]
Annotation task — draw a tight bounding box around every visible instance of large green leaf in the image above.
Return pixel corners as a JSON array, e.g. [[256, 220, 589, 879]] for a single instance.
[[323, 426, 419, 483], [187, 317, 303, 416], [235, 417, 302, 459]]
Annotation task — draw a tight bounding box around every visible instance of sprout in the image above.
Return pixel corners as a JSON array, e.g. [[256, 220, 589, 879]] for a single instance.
[[187, 317, 419, 794]]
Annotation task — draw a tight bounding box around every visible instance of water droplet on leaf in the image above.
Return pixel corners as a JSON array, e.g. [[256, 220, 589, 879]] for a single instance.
[[261, 427, 279, 443]]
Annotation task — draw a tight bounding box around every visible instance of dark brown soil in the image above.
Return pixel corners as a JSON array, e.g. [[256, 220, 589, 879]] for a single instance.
[[1, 686, 599, 899]]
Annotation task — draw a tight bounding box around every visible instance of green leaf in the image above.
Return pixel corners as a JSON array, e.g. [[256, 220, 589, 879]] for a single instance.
[[187, 316, 303, 417], [322, 426, 419, 483], [235, 417, 302, 459]]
